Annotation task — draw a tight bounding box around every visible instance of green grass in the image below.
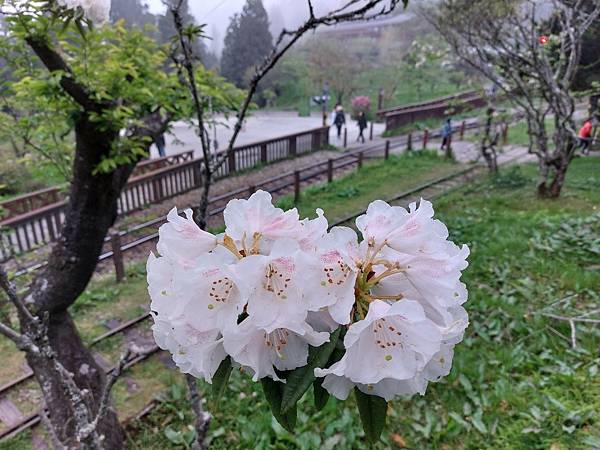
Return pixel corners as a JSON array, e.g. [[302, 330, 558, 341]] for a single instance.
[[127, 158, 600, 450], [504, 120, 557, 147], [2, 157, 600, 450], [276, 151, 459, 222]]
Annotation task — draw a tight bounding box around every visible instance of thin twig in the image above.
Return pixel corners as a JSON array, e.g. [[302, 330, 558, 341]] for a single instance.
[[541, 312, 600, 324], [568, 319, 577, 349], [186, 373, 211, 450]]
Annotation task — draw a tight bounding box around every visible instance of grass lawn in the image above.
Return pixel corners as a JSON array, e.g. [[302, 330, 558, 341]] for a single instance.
[[128, 159, 600, 450], [2, 155, 599, 450]]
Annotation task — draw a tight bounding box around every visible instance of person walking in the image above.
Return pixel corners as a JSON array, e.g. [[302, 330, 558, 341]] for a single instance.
[[578, 117, 594, 155], [441, 118, 453, 152], [333, 104, 346, 139], [153, 132, 167, 158], [357, 111, 368, 143]]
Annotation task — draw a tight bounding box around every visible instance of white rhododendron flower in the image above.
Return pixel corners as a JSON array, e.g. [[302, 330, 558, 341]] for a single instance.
[[57, 0, 110, 23], [316, 300, 442, 385], [157, 208, 216, 263], [147, 190, 469, 402], [223, 319, 329, 381]]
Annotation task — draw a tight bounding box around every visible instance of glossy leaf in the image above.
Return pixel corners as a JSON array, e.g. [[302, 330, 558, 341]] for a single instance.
[[211, 356, 232, 407], [354, 387, 388, 444], [261, 377, 297, 432], [280, 327, 341, 414], [313, 378, 330, 411]]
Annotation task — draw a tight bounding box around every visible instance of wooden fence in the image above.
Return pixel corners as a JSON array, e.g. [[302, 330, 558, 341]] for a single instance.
[[379, 91, 488, 132], [0, 187, 62, 220], [0, 151, 194, 223], [0, 126, 329, 259]]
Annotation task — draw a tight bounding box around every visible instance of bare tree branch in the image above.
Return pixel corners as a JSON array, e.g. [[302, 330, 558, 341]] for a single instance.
[[427, 0, 598, 197]]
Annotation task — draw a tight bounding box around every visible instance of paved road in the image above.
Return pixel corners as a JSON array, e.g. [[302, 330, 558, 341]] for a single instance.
[[149, 110, 386, 158]]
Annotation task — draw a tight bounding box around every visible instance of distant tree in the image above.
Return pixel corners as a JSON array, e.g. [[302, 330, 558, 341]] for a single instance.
[[110, 0, 155, 29], [572, 0, 600, 92], [307, 37, 362, 104], [221, 0, 273, 88], [157, 0, 215, 63], [430, 0, 600, 198]]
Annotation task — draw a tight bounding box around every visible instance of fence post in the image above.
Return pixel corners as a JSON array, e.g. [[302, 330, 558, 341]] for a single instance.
[[343, 128, 348, 148], [423, 129, 429, 149], [502, 123, 509, 145], [227, 149, 236, 173], [193, 160, 202, 188], [460, 121, 466, 140], [260, 143, 267, 163], [154, 177, 164, 202], [289, 136, 297, 157], [327, 159, 333, 183], [110, 232, 125, 283], [407, 132, 413, 152], [323, 127, 330, 147], [358, 152, 363, 169], [369, 122, 374, 141], [385, 140, 390, 160], [294, 171, 300, 204], [445, 134, 453, 160]]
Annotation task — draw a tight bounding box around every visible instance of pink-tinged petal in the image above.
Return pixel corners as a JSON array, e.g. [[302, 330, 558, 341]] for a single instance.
[[340, 300, 442, 385], [298, 208, 329, 251], [157, 207, 216, 262], [223, 190, 302, 244]]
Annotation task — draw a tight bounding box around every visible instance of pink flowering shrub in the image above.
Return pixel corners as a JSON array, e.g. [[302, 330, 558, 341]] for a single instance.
[[351, 96, 372, 118]]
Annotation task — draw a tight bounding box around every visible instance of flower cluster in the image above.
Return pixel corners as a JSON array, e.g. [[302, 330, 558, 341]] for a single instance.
[[56, 0, 110, 23], [147, 190, 469, 402], [351, 95, 371, 118]]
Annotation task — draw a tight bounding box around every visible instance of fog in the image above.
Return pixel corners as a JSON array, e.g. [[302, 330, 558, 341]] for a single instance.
[[145, 0, 382, 54]]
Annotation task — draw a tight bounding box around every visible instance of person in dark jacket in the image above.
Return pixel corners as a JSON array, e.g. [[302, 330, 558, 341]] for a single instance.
[[153, 133, 166, 157], [333, 104, 346, 139], [357, 111, 368, 143]]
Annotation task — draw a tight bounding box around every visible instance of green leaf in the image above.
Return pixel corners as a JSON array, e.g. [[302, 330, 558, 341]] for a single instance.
[[313, 378, 330, 411], [281, 327, 341, 413], [261, 377, 297, 432], [164, 426, 183, 444], [354, 387, 388, 444], [211, 356, 232, 407]]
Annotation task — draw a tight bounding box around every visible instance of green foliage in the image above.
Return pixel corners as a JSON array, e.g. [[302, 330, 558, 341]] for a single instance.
[[221, 0, 273, 88], [354, 388, 388, 444], [0, 155, 47, 197], [0, 8, 244, 182], [488, 166, 529, 189], [261, 377, 298, 432], [211, 356, 233, 408], [530, 213, 600, 264], [281, 328, 342, 414]]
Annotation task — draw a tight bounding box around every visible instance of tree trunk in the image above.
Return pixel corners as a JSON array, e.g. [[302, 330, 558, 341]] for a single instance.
[[24, 116, 137, 448], [536, 157, 568, 199], [24, 311, 124, 448]]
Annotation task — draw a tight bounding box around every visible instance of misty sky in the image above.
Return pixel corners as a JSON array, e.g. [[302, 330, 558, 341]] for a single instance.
[[144, 0, 350, 53]]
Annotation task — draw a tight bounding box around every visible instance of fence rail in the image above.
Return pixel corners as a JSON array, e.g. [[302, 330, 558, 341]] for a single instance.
[[377, 90, 479, 117], [379, 91, 488, 132], [0, 127, 329, 259], [11, 114, 524, 282], [0, 151, 194, 223]]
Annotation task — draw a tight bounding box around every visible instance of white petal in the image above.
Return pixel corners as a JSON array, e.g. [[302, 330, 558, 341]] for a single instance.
[[157, 207, 216, 262]]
